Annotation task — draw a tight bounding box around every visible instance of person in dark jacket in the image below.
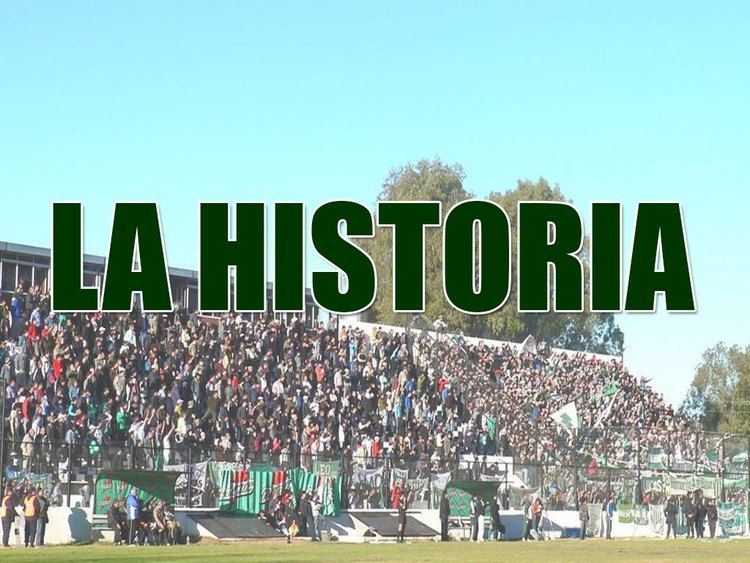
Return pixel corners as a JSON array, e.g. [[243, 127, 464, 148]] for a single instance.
[[35, 488, 49, 547], [664, 497, 678, 538], [579, 498, 590, 540], [604, 496, 614, 540], [283, 501, 297, 544], [469, 495, 482, 541], [706, 498, 718, 538], [683, 493, 696, 538], [439, 490, 450, 541], [1, 487, 18, 548], [695, 498, 706, 539], [489, 498, 504, 541], [107, 499, 126, 545], [396, 495, 408, 543], [298, 492, 314, 540], [500, 489, 510, 510]]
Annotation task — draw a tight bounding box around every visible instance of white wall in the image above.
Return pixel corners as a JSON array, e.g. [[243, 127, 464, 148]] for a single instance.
[[4, 507, 92, 545]]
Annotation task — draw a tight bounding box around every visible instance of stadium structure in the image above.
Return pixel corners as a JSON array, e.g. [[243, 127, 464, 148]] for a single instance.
[[0, 240, 749, 545]]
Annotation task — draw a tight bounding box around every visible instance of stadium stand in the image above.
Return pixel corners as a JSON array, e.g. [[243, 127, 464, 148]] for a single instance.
[[1, 279, 749, 543]]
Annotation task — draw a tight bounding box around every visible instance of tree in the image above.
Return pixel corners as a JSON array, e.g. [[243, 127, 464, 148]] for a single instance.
[[679, 343, 750, 433], [361, 158, 624, 355]]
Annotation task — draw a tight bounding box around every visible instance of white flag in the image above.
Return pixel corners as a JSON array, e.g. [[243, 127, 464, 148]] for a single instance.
[[520, 335, 537, 355], [593, 388, 620, 428], [551, 402, 579, 435]]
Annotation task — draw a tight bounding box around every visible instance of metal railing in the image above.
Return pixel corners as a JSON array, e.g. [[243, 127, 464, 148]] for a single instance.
[[1, 428, 748, 512]]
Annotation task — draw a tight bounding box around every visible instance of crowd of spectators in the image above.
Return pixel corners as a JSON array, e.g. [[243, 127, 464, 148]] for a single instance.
[[0, 281, 724, 489]]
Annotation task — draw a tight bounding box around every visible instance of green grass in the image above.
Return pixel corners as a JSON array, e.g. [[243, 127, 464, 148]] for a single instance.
[[3, 538, 749, 562]]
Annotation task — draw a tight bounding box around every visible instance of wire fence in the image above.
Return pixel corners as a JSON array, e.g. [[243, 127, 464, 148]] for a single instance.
[[1, 428, 748, 513]]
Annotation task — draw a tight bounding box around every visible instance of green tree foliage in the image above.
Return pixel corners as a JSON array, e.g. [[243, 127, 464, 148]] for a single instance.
[[679, 343, 750, 433], [361, 158, 624, 355]]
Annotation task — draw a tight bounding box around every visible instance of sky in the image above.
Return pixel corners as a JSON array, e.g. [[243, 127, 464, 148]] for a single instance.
[[1, 3, 748, 406]]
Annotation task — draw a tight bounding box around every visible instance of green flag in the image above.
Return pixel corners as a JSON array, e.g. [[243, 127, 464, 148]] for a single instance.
[[484, 415, 497, 443], [602, 380, 618, 396]]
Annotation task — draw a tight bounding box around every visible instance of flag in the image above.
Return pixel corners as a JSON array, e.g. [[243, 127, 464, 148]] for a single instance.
[[594, 388, 620, 428], [602, 380, 619, 396], [520, 335, 537, 355], [320, 477, 337, 516], [550, 402, 579, 435], [483, 415, 497, 443], [648, 447, 667, 470]]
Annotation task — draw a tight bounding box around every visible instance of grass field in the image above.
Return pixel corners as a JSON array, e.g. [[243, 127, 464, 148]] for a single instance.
[[2, 538, 748, 562]]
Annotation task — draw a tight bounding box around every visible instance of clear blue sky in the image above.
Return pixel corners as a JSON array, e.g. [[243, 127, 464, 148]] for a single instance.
[[1, 3, 748, 406]]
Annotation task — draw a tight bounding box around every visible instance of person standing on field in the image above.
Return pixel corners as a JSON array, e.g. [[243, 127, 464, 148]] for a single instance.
[[439, 490, 450, 541], [1, 487, 19, 548], [35, 488, 49, 547], [22, 488, 40, 548], [578, 498, 589, 540], [126, 489, 142, 545], [469, 494, 482, 541], [684, 492, 696, 538], [695, 497, 706, 539], [396, 495, 408, 543], [664, 497, 678, 539], [521, 493, 533, 541], [604, 494, 615, 540], [706, 499, 718, 538], [310, 493, 321, 541]]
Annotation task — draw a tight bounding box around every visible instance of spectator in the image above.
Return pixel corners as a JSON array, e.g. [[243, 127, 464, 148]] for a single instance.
[[126, 489, 142, 545], [578, 497, 589, 540], [23, 487, 40, 548], [1, 487, 18, 548], [706, 498, 718, 538], [35, 487, 49, 547], [469, 494, 482, 541], [664, 497, 678, 538], [396, 494, 407, 543], [604, 494, 615, 540], [107, 499, 127, 545], [439, 490, 450, 541], [309, 493, 322, 541]]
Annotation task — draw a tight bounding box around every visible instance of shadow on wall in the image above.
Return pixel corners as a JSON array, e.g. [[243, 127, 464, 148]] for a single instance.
[[68, 507, 92, 542]]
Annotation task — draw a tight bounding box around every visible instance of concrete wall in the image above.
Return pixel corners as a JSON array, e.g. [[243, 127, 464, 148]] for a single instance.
[[4, 507, 91, 546]]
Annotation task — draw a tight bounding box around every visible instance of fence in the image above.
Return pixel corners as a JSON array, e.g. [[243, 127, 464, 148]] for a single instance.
[[1, 428, 748, 513]]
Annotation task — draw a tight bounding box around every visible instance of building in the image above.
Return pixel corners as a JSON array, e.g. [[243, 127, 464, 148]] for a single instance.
[[0, 240, 320, 323]]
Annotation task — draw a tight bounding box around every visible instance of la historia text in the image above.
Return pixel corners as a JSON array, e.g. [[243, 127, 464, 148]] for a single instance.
[[50, 200, 695, 314]]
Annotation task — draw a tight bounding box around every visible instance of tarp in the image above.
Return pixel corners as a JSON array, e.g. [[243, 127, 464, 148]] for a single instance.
[[94, 469, 180, 515]]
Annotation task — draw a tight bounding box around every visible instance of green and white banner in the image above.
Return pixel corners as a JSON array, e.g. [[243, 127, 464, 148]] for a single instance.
[[718, 502, 748, 536], [94, 470, 180, 515], [218, 467, 341, 516]]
